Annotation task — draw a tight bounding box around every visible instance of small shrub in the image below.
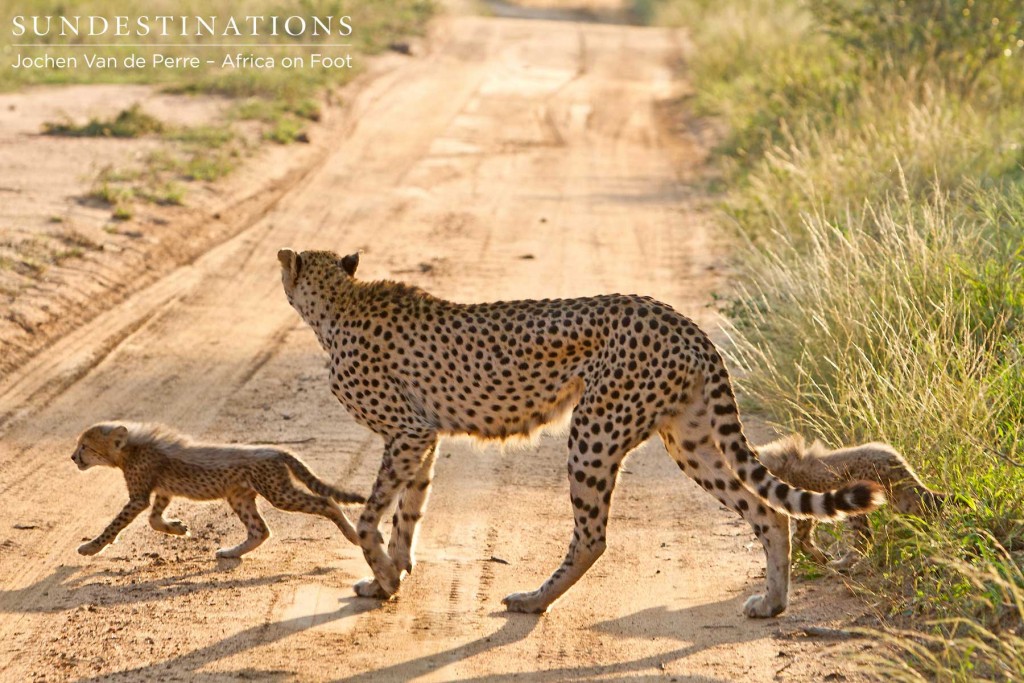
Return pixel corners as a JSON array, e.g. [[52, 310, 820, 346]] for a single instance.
[[43, 104, 164, 138]]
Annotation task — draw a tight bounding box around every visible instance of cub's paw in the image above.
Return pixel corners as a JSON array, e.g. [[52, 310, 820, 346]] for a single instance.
[[502, 591, 550, 614], [77, 541, 104, 556], [215, 547, 243, 559], [742, 594, 786, 618], [354, 578, 391, 599], [829, 552, 861, 573]]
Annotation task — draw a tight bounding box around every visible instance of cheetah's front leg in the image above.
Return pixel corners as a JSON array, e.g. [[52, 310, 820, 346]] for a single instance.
[[387, 444, 437, 575], [79, 497, 150, 555], [354, 431, 437, 600]]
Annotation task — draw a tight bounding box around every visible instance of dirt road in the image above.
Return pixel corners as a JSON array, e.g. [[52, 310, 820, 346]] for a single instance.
[[0, 7, 871, 681]]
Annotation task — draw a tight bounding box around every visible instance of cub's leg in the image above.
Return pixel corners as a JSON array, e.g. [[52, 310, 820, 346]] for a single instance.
[[355, 431, 438, 599], [660, 416, 792, 618], [793, 519, 828, 564], [831, 514, 870, 571], [252, 469, 360, 546], [148, 494, 188, 536], [217, 490, 269, 558], [79, 496, 151, 556], [388, 443, 438, 575], [503, 403, 640, 613]]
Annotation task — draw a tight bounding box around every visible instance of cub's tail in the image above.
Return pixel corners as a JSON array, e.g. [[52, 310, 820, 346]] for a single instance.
[[280, 453, 366, 505]]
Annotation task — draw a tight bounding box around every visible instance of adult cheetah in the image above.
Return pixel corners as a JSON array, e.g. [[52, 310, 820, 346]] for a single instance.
[[277, 248, 884, 617]]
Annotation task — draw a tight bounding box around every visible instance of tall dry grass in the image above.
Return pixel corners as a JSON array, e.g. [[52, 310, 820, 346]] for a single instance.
[[640, 0, 1024, 678]]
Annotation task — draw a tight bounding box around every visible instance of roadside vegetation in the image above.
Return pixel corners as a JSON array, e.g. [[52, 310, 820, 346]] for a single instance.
[[3, 0, 432, 141], [638, 0, 1024, 679], [2, 0, 431, 227]]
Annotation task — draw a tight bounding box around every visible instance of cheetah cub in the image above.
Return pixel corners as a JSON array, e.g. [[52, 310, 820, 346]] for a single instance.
[[72, 422, 365, 559], [758, 434, 946, 569]]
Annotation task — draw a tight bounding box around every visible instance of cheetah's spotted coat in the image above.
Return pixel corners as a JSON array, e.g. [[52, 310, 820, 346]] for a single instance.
[[278, 249, 885, 617]]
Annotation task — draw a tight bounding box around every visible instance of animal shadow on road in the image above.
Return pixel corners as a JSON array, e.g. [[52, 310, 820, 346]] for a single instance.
[[338, 598, 757, 682], [0, 563, 329, 613], [69, 595, 756, 681]]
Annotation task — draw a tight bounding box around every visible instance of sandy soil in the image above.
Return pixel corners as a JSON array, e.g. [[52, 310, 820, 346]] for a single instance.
[[0, 78, 347, 379], [0, 6, 878, 682]]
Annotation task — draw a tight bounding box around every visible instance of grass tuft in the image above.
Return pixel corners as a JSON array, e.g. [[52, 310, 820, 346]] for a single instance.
[[43, 104, 164, 138]]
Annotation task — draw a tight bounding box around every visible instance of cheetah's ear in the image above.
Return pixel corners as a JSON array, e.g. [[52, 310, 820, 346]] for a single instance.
[[110, 426, 129, 451], [341, 252, 359, 277], [277, 249, 302, 284]]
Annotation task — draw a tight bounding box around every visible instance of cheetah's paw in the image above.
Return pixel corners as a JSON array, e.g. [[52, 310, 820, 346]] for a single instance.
[[354, 578, 392, 599], [742, 593, 787, 618], [165, 520, 188, 536], [77, 541, 104, 556], [393, 555, 414, 576], [502, 590, 551, 614]]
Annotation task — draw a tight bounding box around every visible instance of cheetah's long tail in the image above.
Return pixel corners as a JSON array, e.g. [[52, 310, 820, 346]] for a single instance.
[[698, 354, 885, 520], [280, 454, 367, 505]]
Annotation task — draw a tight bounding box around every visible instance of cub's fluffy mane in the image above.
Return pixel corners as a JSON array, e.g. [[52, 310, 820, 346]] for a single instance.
[[101, 421, 192, 452], [757, 433, 830, 462], [98, 421, 285, 467]]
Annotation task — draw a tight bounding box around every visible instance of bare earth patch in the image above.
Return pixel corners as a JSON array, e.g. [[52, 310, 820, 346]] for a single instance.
[[0, 81, 357, 377]]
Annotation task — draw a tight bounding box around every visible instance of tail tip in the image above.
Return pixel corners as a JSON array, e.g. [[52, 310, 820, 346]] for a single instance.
[[839, 480, 886, 513]]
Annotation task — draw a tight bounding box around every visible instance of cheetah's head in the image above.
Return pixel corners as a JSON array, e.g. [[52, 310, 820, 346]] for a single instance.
[[72, 423, 129, 470], [277, 248, 359, 313]]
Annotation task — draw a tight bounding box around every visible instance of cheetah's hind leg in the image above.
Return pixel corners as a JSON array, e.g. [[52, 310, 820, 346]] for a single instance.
[[503, 402, 639, 613], [793, 519, 828, 564], [659, 413, 792, 618], [254, 475, 361, 546], [217, 490, 269, 559]]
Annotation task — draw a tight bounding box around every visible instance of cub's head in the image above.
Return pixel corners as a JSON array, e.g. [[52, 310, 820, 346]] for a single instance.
[[72, 423, 129, 470], [893, 487, 948, 516], [277, 248, 359, 316]]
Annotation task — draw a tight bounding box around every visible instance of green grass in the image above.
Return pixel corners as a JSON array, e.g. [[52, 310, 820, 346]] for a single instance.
[[42, 103, 164, 138], [640, 0, 1024, 679], [232, 98, 320, 144], [11, 1, 433, 212], [111, 206, 133, 221], [84, 128, 230, 212]]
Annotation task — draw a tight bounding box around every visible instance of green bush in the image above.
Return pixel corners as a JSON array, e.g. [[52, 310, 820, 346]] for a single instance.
[[813, 0, 1024, 93]]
